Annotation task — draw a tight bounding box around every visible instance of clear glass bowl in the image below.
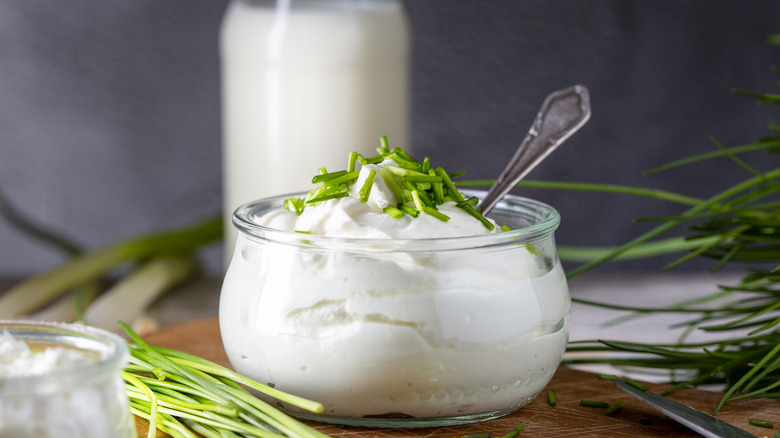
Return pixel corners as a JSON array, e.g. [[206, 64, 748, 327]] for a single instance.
[[0, 320, 136, 438], [220, 191, 570, 428]]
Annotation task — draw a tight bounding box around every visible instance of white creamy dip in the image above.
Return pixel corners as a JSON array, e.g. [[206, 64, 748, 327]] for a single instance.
[[0, 326, 135, 438], [220, 159, 570, 424]]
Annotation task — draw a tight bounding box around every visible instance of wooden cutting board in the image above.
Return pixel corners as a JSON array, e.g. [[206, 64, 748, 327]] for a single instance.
[[135, 317, 780, 437]]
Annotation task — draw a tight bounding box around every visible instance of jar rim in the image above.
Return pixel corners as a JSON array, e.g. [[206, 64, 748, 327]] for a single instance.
[[232, 190, 560, 251], [0, 320, 128, 395]]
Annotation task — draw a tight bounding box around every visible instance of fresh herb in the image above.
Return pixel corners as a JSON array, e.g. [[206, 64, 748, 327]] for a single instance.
[[547, 389, 557, 406], [121, 322, 327, 438], [597, 374, 618, 381], [284, 141, 496, 230], [749, 418, 774, 428], [580, 400, 610, 408], [502, 422, 523, 437], [605, 400, 622, 415], [624, 378, 648, 392]]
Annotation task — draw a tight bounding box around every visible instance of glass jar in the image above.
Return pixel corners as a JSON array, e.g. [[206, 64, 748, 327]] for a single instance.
[[220, 191, 570, 427], [0, 321, 136, 438], [220, 0, 411, 260]]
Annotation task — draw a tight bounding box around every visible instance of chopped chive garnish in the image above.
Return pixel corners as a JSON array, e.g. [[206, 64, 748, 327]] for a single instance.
[[749, 419, 774, 428], [625, 378, 648, 392], [500, 225, 511, 232], [359, 169, 377, 203], [422, 156, 430, 174], [597, 374, 618, 381], [461, 434, 490, 438], [294, 230, 312, 234], [458, 202, 495, 231], [403, 174, 443, 183], [361, 153, 386, 165], [322, 170, 360, 187], [640, 418, 651, 425], [580, 400, 610, 408], [605, 400, 622, 415], [502, 422, 523, 438], [448, 170, 467, 178], [463, 196, 479, 206], [547, 390, 557, 406], [306, 191, 349, 204], [283, 197, 305, 215], [436, 167, 465, 203], [312, 170, 348, 184], [357, 154, 368, 165], [399, 204, 420, 218], [318, 166, 327, 174], [411, 190, 425, 212], [380, 166, 408, 203], [378, 135, 390, 154], [423, 206, 450, 222], [383, 205, 404, 219], [348, 151, 358, 173]]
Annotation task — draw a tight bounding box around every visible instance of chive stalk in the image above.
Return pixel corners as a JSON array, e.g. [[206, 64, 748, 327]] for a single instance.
[[580, 400, 610, 408], [748, 419, 774, 428], [547, 390, 557, 406]]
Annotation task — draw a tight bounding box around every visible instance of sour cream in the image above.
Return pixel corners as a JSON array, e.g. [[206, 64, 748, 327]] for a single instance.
[[220, 160, 570, 426]]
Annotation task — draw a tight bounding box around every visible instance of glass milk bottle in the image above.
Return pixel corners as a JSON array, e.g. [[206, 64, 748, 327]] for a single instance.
[[220, 0, 411, 260]]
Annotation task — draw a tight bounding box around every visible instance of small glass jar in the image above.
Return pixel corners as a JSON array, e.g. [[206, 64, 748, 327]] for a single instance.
[[219, 191, 570, 428], [0, 321, 136, 438]]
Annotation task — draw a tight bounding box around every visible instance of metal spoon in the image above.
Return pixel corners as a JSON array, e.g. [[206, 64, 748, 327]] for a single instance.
[[478, 85, 591, 215]]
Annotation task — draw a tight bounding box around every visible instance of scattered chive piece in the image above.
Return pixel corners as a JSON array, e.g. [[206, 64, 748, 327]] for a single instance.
[[605, 400, 622, 415], [411, 190, 425, 212], [597, 374, 618, 381], [423, 206, 450, 222], [378, 135, 390, 154], [436, 167, 465, 203], [399, 204, 420, 218], [348, 151, 358, 173], [640, 418, 651, 425], [749, 419, 774, 428], [312, 170, 347, 184], [306, 191, 349, 204], [580, 400, 610, 408], [458, 201, 496, 231], [461, 434, 491, 438], [547, 390, 557, 406], [500, 225, 511, 232], [294, 230, 312, 234], [502, 423, 523, 438], [359, 169, 377, 203], [625, 378, 648, 392], [463, 196, 479, 206], [383, 205, 404, 219], [380, 166, 408, 203], [422, 156, 431, 174]]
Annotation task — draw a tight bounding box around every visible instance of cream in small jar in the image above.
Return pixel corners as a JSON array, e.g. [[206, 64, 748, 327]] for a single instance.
[[220, 153, 570, 427], [0, 321, 136, 438]]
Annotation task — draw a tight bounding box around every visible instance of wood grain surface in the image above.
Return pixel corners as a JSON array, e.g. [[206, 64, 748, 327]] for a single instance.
[[136, 317, 780, 437]]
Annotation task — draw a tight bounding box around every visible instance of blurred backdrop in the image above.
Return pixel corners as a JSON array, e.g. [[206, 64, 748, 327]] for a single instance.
[[1, 0, 779, 276]]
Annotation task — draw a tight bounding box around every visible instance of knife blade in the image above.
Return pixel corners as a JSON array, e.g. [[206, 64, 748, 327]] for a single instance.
[[610, 380, 757, 438]]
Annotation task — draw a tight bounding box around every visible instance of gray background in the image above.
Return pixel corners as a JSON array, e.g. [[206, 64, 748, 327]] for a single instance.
[[1, 1, 779, 276]]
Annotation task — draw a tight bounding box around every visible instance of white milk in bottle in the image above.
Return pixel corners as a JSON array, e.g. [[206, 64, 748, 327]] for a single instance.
[[220, 0, 411, 261]]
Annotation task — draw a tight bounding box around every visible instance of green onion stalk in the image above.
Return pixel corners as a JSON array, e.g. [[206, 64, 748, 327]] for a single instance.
[[460, 61, 780, 412]]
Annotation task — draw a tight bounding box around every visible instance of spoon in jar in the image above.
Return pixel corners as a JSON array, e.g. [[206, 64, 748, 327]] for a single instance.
[[478, 85, 591, 216]]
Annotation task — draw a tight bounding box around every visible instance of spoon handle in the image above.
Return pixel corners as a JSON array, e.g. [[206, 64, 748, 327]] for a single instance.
[[479, 85, 591, 215]]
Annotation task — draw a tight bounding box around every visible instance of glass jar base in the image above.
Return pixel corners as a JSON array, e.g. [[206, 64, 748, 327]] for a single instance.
[[289, 402, 530, 429]]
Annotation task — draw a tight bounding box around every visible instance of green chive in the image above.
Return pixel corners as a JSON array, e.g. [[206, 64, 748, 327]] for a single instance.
[[306, 191, 349, 204], [422, 156, 431, 174], [348, 151, 358, 173], [500, 225, 511, 232], [423, 206, 450, 222], [399, 204, 420, 218], [605, 400, 622, 415], [359, 169, 377, 203], [625, 378, 648, 392], [461, 434, 490, 438], [458, 202, 495, 231], [411, 190, 425, 212], [379, 166, 408, 203], [312, 170, 347, 184], [502, 422, 523, 438], [597, 374, 618, 381], [294, 230, 312, 235], [580, 400, 610, 408], [378, 135, 390, 154], [547, 390, 557, 406], [322, 170, 360, 187], [749, 418, 774, 428], [383, 205, 404, 219], [436, 167, 465, 202]]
